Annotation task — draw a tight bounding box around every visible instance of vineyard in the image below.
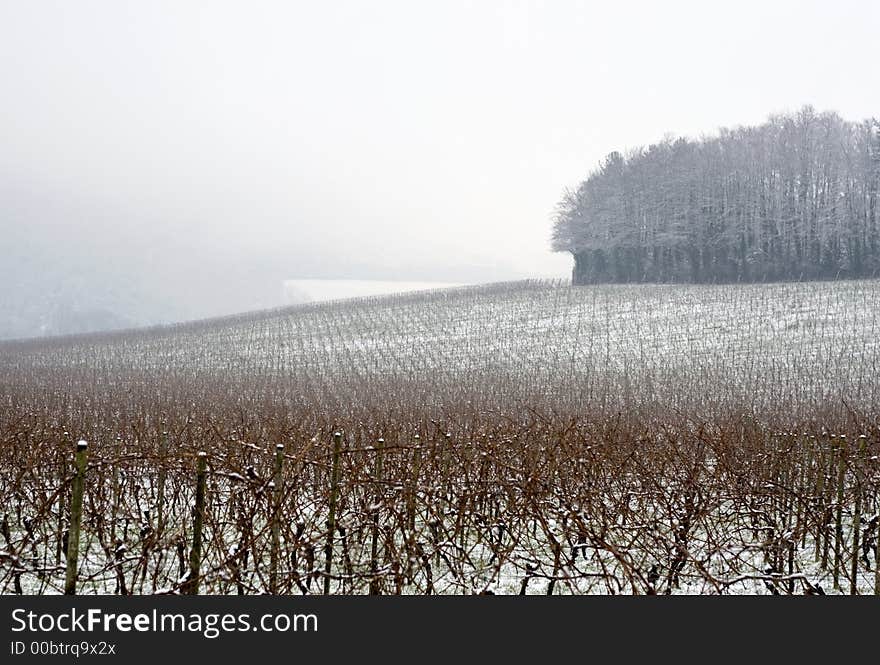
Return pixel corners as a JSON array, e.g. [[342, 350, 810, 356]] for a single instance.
[[0, 278, 879, 594]]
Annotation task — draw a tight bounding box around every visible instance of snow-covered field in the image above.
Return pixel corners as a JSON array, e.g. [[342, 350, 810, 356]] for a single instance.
[[1, 278, 878, 595], [12, 277, 878, 418], [283, 279, 465, 305]]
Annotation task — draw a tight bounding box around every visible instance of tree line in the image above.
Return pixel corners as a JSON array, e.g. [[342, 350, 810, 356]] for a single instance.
[[553, 107, 880, 284]]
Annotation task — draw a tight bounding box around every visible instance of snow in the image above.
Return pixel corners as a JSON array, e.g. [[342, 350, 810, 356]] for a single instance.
[[283, 280, 465, 305], [2, 278, 879, 595]]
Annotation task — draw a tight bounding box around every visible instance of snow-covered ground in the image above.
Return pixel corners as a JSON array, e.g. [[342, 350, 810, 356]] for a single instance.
[[283, 279, 465, 305], [1, 278, 878, 595], [27, 277, 875, 419]]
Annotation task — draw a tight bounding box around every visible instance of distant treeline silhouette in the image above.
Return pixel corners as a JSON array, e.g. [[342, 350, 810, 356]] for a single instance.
[[553, 107, 880, 284]]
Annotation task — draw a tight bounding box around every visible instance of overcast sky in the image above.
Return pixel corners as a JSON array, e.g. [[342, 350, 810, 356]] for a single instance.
[[2, 0, 879, 284]]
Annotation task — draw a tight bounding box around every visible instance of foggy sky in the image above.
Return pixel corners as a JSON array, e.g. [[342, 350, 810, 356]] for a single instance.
[[2, 1, 880, 334]]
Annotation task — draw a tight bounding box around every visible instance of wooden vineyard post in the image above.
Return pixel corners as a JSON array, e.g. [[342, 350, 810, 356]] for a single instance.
[[324, 432, 343, 595], [795, 434, 809, 551], [369, 438, 385, 595], [184, 452, 208, 595], [64, 440, 88, 595], [405, 434, 423, 583], [110, 436, 122, 546], [850, 435, 866, 595], [407, 434, 422, 534], [269, 443, 284, 594], [821, 433, 836, 570], [876, 496, 880, 596], [156, 430, 169, 537], [56, 432, 70, 567], [833, 435, 846, 591], [813, 436, 826, 563]]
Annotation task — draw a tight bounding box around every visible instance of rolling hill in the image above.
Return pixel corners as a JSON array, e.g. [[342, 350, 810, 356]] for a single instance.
[[1, 279, 878, 595]]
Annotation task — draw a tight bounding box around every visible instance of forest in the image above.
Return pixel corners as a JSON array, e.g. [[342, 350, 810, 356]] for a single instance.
[[553, 107, 880, 284], [2, 280, 878, 595]]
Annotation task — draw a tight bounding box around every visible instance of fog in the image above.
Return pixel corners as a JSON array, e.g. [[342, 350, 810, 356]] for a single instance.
[[2, 1, 879, 338]]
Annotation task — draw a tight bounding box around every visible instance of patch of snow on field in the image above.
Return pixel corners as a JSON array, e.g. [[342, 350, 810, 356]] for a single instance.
[[283, 280, 465, 305]]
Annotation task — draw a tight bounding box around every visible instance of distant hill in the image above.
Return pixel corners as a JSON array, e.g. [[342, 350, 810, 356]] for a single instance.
[[282, 279, 465, 305], [4, 278, 878, 420]]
